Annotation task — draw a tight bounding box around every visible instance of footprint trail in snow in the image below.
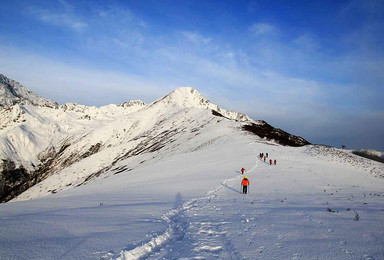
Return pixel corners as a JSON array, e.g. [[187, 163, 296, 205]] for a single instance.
[[109, 144, 260, 260]]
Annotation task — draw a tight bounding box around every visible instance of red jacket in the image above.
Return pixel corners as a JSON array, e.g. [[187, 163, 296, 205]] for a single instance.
[[242, 178, 249, 186]]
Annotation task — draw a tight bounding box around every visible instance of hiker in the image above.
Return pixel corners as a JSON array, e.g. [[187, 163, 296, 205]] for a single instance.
[[269, 159, 272, 165], [266, 152, 268, 158], [274, 159, 277, 165], [241, 168, 245, 174], [264, 156, 266, 162], [241, 175, 250, 194]]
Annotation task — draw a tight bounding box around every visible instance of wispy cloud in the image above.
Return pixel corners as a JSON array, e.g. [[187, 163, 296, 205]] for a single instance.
[[28, 1, 88, 33], [249, 23, 277, 36], [39, 13, 88, 32], [181, 31, 211, 45], [0, 46, 165, 106]]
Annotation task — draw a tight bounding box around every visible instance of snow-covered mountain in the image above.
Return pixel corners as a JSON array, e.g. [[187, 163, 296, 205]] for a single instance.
[[0, 75, 309, 202], [0, 74, 58, 107], [1, 74, 384, 260]]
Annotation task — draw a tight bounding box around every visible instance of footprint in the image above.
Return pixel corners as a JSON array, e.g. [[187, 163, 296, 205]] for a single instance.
[[276, 243, 283, 249], [292, 253, 302, 260], [257, 246, 266, 253]]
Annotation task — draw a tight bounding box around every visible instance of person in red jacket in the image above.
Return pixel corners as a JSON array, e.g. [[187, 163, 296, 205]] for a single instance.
[[241, 168, 245, 174], [241, 176, 250, 194], [269, 159, 272, 165], [274, 159, 277, 165]]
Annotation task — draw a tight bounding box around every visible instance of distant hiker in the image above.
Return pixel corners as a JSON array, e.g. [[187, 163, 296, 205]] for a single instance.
[[264, 156, 266, 162], [266, 153, 268, 158], [269, 159, 272, 165], [241, 168, 245, 174], [274, 159, 277, 165], [241, 176, 250, 194]]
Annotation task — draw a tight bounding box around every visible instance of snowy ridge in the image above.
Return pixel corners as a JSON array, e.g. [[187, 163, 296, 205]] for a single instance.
[[119, 100, 146, 108], [305, 145, 384, 178], [0, 74, 58, 107]]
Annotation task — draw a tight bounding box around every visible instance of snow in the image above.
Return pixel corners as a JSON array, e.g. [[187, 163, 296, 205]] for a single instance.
[[1, 134, 384, 259], [157, 87, 251, 121], [1, 79, 384, 259]]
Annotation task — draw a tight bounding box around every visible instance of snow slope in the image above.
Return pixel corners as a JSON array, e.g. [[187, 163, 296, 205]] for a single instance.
[[0, 132, 383, 260]]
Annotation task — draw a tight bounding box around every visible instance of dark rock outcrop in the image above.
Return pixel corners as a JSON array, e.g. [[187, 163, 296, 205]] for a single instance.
[[242, 121, 310, 147]]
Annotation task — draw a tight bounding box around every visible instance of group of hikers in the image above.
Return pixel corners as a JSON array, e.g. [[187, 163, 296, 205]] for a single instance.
[[240, 152, 277, 194], [259, 152, 277, 165]]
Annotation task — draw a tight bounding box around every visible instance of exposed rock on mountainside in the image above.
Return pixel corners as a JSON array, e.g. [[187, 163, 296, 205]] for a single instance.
[[352, 149, 384, 163], [0, 74, 58, 107], [242, 121, 310, 147], [0, 160, 29, 202]]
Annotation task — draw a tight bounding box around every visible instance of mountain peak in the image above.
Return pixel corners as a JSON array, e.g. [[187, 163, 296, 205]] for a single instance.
[[154, 87, 251, 122], [164, 87, 210, 107], [0, 74, 58, 107]]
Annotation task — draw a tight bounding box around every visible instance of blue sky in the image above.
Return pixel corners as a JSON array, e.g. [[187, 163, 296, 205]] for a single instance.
[[1, 0, 383, 151]]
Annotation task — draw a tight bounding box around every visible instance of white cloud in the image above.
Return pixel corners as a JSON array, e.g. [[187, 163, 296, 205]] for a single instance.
[[249, 23, 276, 36]]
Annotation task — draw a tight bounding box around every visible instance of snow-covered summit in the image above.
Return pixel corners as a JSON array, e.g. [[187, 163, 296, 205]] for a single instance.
[[0, 74, 58, 107], [153, 87, 251, 121]]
